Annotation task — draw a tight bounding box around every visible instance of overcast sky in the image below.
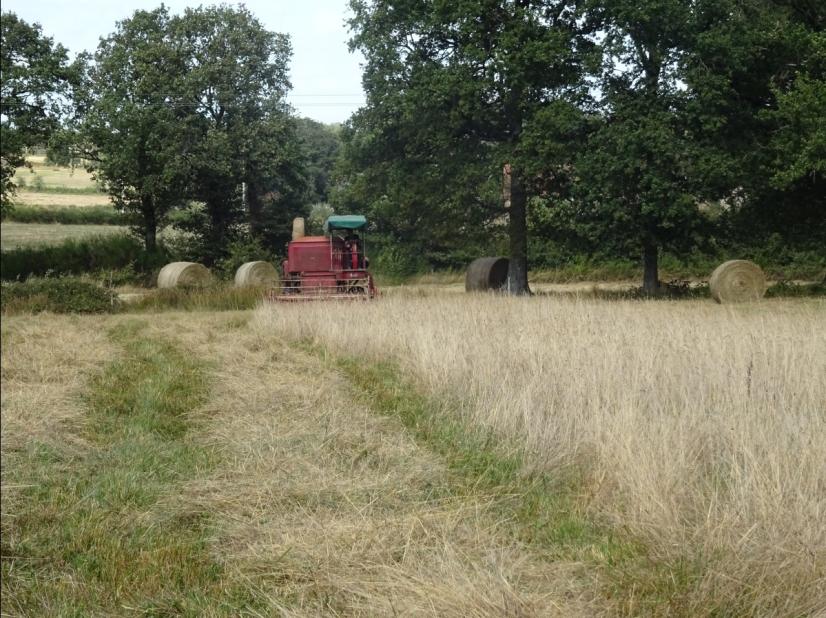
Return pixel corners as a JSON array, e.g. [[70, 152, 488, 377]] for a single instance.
[[3, 0, 366, 124]]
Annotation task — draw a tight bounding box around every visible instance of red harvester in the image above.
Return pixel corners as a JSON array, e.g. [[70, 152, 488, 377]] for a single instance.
[[270, 215, 378, 301]]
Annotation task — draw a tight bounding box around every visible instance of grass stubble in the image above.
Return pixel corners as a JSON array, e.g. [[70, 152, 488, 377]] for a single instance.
[[253, 293, 826, 616]]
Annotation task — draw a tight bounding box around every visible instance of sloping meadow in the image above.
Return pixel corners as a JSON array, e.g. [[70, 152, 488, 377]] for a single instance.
[[254, 294, 826, 615]]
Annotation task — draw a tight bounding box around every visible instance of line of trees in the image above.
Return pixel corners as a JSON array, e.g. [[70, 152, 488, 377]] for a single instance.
[[2, 3, 823, 291], [2, 7, 343, 267], [340, 0, 825, 294]]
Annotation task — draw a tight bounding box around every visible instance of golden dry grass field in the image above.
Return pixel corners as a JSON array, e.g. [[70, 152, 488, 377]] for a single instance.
[[2, 294, 824, 616], [14, 156, 100, 192], [254, 293, 826, 616]]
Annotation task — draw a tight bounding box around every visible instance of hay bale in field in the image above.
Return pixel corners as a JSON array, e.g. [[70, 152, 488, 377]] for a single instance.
[[157, 262, 213, 289], [234, 261, 279, 287], [466, 257, 509, 292], [292, 217, 305, 240], [709, 260, 766, 303]]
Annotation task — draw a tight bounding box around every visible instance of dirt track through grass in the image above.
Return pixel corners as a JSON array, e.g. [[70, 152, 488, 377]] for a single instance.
[[2, 311, 596, 616]]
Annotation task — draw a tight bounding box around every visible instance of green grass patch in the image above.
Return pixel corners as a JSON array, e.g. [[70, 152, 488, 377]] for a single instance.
[[1, 277, 119, 314], [3, 204, 125, 225], [0, 321, 262, 614], [1, 234, 165, 281], [765, 280, 826, 297], [325, 353, 625, 550]]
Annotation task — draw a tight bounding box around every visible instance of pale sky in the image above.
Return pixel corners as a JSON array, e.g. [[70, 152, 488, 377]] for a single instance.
[[2, 0, 366, 124]]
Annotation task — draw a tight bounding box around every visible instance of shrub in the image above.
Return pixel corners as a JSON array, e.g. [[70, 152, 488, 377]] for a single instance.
[[215, 236, 278, 280], [0, 235, 166, 281], [1, 277, 118, 314]]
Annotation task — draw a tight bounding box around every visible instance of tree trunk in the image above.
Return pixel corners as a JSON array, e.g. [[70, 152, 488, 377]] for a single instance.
[[642, 240, 659, 296], [504, 164, 531, 295], [141, 196, 157, 251], [246, 180, 264, 238]]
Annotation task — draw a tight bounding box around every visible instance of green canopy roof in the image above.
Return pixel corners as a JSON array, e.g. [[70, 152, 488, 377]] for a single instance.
[[324, 215, 367, 232]]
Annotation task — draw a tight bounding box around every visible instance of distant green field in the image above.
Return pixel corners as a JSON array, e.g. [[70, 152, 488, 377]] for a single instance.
[[0, 222, 127, 250]]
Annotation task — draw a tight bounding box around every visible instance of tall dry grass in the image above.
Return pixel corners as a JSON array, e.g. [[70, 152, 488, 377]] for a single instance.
[[254, 294, 826, 615]]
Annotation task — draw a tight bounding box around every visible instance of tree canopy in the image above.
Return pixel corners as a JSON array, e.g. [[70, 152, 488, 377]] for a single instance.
[[0, 12, 78, 212], [344, 0, 594, 293], [2, 2, 822, 283], [76, 5, 308, 258], [341, 0, 825, 291]]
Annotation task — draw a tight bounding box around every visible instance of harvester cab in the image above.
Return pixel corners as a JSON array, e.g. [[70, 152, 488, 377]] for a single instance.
[[273, 215, 378, 300]]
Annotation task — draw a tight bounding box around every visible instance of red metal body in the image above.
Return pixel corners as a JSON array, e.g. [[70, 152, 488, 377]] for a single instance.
[[271, 234, 378, 301]]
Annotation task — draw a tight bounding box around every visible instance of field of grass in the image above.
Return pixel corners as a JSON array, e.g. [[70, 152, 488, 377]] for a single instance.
[[0, 222, 127, 250], [253, 293, 826, 616], [2, 292, 824, 614], [13, 156, 100, 192], [2, 155, 823, 614], [1, 311, 599, 615]]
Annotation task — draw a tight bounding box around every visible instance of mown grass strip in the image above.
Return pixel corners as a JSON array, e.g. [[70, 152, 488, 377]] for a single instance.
[[324, 352, 623, 552], [309, 346, 713, 616], [1, 320, 261, 615]]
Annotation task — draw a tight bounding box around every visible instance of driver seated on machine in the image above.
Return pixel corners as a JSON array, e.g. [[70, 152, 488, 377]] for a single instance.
[[344, 232, 362, 269]]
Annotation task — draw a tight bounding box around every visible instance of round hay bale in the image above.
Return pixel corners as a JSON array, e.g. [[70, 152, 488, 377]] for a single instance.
[[292, 217, 305, 240], [466, 257, 509, 292], [234, 261, 279, 287], [157, 262, 213, 289], [709, 260, 766, 303]]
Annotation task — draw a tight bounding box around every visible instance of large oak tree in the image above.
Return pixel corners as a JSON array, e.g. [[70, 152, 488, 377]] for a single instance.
[[346, 0, 592, 294]]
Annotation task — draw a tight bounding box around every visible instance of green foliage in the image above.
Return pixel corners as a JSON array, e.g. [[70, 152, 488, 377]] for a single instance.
[[343, 0, 824, 291], [343, 0, 593, 293], [0, 12, 79, 211], [1, 277, 117, 314], [214, 236, 277, 280], [79, 6, 193, 251], [307, 202, 335, 235], [766, 281, 826, 298], [681, 0, 826, 253], [176, 5, 307, 259], [0, 234, 165, 281], [2, 205, 124, 225], [75, 5, 309, 258], [370, 244, 429, 284], [295, 118, 342, 204], [769, 75, 826, 189]]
